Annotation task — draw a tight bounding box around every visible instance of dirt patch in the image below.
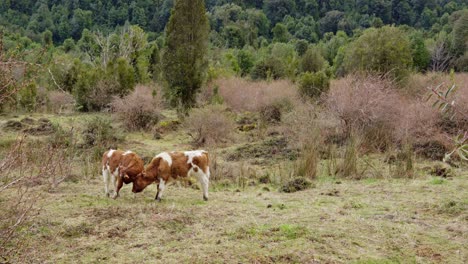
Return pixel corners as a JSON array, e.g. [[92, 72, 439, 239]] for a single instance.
[[23, 118, 54, 135], [60, 222, 95, 238], [415, 245, 442, 262], [2, 118, 55, 135], [413, 140, 450, 161], [3, 120, 24, 131], [430, 163, 454, 178], [227, 137, 299, 164], [107, 226, 128, 238], [281, 177, 314, 193]]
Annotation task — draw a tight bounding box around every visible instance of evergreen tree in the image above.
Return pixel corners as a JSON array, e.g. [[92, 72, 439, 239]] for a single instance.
[[161, 0, 209, 112]]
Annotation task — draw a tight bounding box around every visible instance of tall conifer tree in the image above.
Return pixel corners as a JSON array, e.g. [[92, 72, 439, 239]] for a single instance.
[[162, 0, 209, 112]]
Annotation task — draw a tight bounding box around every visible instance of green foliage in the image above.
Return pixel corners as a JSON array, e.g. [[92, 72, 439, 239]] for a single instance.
[[251, 56, 285, 80], [409, 31, 431, 71], [17, 83, 37, 111], [264, 0, 296, 25], [298, 71, 330, 98], [322, 31, 349, 64], [272, 23, 289, 43], [343, 26, 413, 82], [237, 49, 255, 76], [294, 39, 308, 56], [149, 43, 161, 81], [301, 46, 326, 73], [62, 38, 75, 53], [162, 0, 209, 112]]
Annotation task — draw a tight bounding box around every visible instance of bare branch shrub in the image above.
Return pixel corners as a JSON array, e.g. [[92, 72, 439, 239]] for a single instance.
[[111, 85, 163, 131], [47, 90, 75, 113], [204, 77, 299, 112], [325, 75, 403, 151], [0, 132, 76, 262], [184, 105, 236, 147]]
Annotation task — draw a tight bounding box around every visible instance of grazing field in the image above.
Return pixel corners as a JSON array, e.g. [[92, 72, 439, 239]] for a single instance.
[[0, 112, 467, 264]]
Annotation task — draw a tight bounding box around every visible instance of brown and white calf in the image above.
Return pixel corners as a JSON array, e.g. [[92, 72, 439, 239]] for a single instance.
[[131, 150, 210, 201], [101, 149, 144, 199]]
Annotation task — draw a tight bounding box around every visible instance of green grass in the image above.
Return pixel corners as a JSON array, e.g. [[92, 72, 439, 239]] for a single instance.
[[429, 177, 446, 185]]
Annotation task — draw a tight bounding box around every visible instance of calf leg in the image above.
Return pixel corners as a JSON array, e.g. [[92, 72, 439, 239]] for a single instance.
[[155, 183, 160, 200], [155, 179, 166, 202], [112, 176, 123, 199], [110, 168, 118, 195], [102, 167, 110, 197], [200, 174, 209, 201]]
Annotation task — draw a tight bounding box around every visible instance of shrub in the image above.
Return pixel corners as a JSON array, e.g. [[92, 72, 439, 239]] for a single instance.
[[184, 105, 236, 147], [237, 49, 255, 76], [259, 103, 282, 123], [111, 85, 163, 131], [325, 75, 403, 151], [208, 77, 299, 113], [82, 117, 123, 160], [47, 90, 75, 113], [251, 57, 286, 80], [298, 71, 330, 98], [300, 46, 326, 73], [17, 83, 37, 111]]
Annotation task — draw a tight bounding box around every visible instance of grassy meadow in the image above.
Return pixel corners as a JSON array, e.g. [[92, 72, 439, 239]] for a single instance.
[[0, 88, 467, 263]]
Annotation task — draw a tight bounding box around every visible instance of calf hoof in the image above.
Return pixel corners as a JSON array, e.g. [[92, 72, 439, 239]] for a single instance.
[[112, 193, 119, 199], [156, 197, 161, 202], [203, 196, 208, 201], [106, 193, 110, 198]]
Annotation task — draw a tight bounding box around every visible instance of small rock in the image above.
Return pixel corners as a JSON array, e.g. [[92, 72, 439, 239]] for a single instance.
[[153, 131, 162, 140]]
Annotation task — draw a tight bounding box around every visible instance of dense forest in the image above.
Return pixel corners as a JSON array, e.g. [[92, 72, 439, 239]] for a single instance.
[[0, 0, 467, 111]]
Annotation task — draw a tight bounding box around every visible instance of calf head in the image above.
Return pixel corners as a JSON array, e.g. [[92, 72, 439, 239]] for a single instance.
[[132, 171, 155, 193]]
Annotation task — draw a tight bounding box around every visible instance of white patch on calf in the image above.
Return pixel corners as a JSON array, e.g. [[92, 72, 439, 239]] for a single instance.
[[157, 179, 166, 200], [113, 167, 119, 177], [188, 164, 210, 200], [123, 150, 133, 155], [107, 149, 116, 158], [156, 152, 172, 167], [184, 150, 206, 164]]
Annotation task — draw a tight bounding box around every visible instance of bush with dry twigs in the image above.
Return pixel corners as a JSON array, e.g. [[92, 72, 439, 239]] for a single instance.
[[325, 75, 446, 152], [0, 133, 77, 262], [184, 105, 236, 147], [204, 77, 299, 113], [46, 90, 75, 113], [111, 85, 163, 131], [325, 75, 404, 151]]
